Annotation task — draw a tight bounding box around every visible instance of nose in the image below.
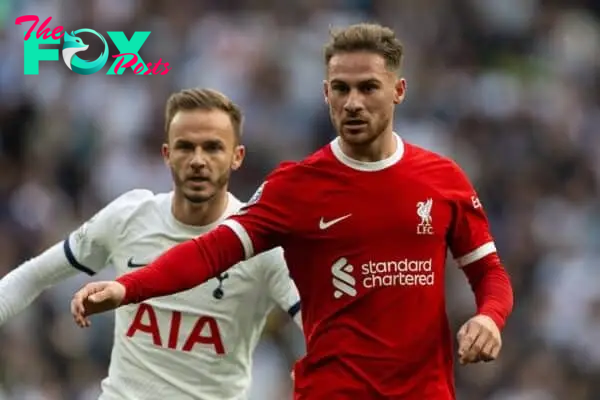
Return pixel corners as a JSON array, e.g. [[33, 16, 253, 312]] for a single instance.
[[343, 90, 364, 114], [190, 147, 207, 169]]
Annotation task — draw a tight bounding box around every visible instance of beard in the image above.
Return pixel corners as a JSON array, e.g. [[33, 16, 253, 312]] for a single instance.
[[172, 169, 232, 204], [183, 191, 211, 204], [334, 114, 390, 145]]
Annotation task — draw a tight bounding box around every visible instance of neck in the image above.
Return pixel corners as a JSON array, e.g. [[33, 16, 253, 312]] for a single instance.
[[171, 189, 229, 227], [339, 128, 396, 162]]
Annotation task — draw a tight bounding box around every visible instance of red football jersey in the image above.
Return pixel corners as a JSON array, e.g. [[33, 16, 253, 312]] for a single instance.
[[222, 134, 497, 399]]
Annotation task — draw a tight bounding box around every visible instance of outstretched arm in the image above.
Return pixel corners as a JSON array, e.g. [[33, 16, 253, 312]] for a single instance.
[[72, 225, 252, 326], [117, 225, 246, 304], [0, 190, 141, 325], [72, 169, 297, 324], [0, 243, 80, 325]]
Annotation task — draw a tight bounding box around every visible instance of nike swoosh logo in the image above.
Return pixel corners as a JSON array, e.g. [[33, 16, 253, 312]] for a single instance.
[[319, 214, 352, 230], [127, 257, 148, 268]]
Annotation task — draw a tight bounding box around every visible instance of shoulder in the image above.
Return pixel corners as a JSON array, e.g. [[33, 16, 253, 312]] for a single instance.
[[67, 190, 157, 257], [245, 145, 341, 210], [265, 146, 340, 185], [110, 189, 156, 208], [94, 189, 167, 235], [271, 142, 339, 178], [104, 189, 157, 220], [249, 162, 301, 204], [264, 161, 301, 183], [404, 142, 457, 171], [403, 142, 473, 192]]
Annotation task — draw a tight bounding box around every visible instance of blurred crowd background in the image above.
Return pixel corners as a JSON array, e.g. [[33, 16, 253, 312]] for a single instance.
[[0, 0, 599, 399]]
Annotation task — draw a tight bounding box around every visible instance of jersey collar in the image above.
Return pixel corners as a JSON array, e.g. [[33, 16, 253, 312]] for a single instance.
[[330, 132, 404, 172]]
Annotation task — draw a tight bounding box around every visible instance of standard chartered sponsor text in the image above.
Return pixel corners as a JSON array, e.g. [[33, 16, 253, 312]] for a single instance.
[[361, 258, 434, 288]]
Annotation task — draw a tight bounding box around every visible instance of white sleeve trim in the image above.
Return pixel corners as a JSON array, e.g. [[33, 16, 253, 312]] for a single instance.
[[0, 242, 80, 325], [220, 220, 255, 259], [455, 241, 497, 267]]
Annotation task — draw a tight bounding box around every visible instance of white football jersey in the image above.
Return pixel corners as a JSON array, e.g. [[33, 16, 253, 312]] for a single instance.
[[63, 190, 300, 400]]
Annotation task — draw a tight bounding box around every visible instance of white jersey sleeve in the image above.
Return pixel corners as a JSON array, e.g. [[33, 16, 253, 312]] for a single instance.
[[0, 243, 78, 325], [260, 248, 302, 329], [63, 189, 151, 275]]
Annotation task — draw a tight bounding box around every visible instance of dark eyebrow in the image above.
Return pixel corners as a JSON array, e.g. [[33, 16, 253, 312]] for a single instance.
[[173, 138, 194, 146], [359, 79, 383, 85], [174, 138, 193, 145], [330, 78, 383, 86], [173, 137, 226, 147], [203, 138, 225, 147]]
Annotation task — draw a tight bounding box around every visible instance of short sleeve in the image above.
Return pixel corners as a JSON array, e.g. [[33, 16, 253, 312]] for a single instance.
[[447, 164, 497, 268], [220, 163, 296, 259], [259, 247, 301, 317], [63, 190, 151, 275]]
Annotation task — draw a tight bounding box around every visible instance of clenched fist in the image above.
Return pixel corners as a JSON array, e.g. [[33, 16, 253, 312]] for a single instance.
[[71, 281, 126, 328], [456, 314, 502, 365]]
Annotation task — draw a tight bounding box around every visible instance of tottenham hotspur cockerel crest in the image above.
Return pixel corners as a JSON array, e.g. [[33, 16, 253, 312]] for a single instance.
[[416, 198, 433, 235]]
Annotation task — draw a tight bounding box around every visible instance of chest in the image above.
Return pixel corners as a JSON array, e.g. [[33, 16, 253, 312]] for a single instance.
[[293, 175, 455, 251]]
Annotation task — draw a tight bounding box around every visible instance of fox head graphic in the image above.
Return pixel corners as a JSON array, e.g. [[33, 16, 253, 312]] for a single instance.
[[60, 29, 109, 75], [62, 31, 89, 70]]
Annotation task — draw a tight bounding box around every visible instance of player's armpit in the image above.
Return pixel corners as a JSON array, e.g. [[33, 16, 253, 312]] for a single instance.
[[461, 254, 514, 331], [117, 225, 245, 305]]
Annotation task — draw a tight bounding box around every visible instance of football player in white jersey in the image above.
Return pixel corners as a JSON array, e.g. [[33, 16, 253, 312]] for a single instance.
[[0, 88, 302, 400]]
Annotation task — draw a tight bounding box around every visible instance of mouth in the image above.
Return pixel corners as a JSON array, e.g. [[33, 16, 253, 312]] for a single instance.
[[342, 119, 368, 130], [186, 176, 210, 184]]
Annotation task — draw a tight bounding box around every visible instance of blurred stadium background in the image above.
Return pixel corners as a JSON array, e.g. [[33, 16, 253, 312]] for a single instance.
[[1, 0, 600, 398]]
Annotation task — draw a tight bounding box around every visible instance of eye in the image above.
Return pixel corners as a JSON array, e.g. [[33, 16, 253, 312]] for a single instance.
[[204, 141, 224, 153], [360, 83, 379, 93], [175, 141, 194, 151], [331, 84, 349, 94]]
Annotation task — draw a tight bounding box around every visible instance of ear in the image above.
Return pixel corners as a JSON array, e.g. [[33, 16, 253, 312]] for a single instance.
[[393, 78, 406, 105], [323, 79, 329, 105], [161, 143, 170, 167], [231, 145, 245, 171]]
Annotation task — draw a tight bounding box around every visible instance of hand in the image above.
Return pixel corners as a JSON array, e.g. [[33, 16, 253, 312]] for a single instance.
[[71, 281, 126, 328], [456, 314, 501, 365]]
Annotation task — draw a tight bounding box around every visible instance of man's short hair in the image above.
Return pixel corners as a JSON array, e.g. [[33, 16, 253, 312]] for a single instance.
[[324, 23, 404, 73], [165, 88, 243, 142]]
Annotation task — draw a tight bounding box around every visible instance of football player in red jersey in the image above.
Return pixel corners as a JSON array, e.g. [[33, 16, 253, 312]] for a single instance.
[[72, 23, 513, 399]]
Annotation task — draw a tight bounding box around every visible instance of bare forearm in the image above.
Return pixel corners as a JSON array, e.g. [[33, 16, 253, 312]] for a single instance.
[[117, 225, 245, 304]]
